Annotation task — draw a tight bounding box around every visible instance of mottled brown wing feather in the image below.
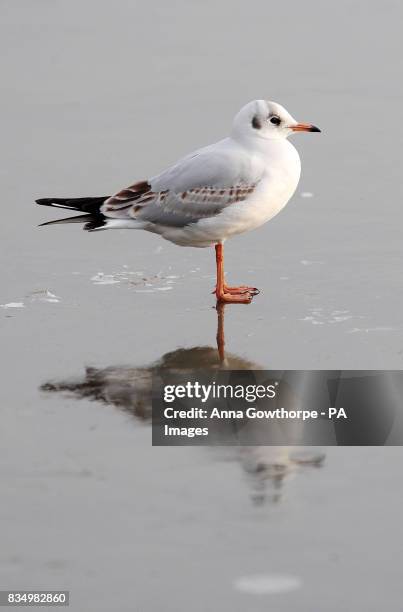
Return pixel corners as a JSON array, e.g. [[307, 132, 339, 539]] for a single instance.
[[102, 182, 257, 227], [129, 184, 257, 227], [103, 180, 151, 210]]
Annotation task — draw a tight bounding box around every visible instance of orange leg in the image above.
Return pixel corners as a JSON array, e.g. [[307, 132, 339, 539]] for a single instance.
[[214, 243, 259, 304]]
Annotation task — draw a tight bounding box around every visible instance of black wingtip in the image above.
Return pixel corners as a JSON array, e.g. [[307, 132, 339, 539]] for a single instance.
[[38, 213, 98, 227], [35, 196, 109, 213], [35, 197, 74, 208]]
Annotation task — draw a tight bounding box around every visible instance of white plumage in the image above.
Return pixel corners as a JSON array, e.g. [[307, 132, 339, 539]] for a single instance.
[[101, 100, 308, 248], [38, 99, 320, 303]]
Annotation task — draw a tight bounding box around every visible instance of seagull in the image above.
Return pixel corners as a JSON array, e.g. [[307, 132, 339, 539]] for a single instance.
[[36, 99, 320, 304]]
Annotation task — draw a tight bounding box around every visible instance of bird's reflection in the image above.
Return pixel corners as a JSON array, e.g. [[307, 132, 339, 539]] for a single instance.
[[41, 303, 325, 504]]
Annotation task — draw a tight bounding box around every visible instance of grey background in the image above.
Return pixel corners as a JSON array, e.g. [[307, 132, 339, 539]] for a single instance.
[[1, 1, 402, 610]]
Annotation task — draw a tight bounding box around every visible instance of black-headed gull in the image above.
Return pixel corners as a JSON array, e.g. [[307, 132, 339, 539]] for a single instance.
[[37, 99, 320, 304]]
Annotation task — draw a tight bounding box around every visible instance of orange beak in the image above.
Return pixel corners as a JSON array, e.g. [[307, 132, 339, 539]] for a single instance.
[[291, 123, 321, 133]]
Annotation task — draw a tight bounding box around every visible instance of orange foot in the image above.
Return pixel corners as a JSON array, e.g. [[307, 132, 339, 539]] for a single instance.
[[224, 285, 260, 296], [214, 284, 259, 304]]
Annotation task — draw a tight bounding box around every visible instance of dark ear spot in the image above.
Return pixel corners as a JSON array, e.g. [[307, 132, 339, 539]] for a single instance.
[[252, 115, 262, 129]]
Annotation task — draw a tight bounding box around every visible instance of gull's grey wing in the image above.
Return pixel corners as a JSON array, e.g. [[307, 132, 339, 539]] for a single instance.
[[149, 139, 252, 192], [136, 184, 257, 227], [102, 182, 258, 227], [101, 139, 264, 227]]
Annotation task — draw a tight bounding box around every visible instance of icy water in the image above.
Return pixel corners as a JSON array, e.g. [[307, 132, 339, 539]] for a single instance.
[[1, 1, 403, 610]]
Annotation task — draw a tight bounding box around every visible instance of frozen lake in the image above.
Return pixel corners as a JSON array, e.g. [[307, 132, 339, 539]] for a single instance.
[[1, 1, 403, 610]]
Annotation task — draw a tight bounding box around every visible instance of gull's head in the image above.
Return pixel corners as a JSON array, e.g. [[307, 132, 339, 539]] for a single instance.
[[231, 99, 321, 142]]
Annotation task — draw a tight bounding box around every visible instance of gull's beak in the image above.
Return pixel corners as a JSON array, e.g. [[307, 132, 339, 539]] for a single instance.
[[291, 123, 321, 133]]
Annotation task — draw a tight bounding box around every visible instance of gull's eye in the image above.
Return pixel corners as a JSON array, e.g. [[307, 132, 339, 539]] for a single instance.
[[270, 115, 281, 126]]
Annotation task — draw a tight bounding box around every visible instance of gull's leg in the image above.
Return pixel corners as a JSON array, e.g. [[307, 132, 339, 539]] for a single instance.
[[215, 243, 255, 304]]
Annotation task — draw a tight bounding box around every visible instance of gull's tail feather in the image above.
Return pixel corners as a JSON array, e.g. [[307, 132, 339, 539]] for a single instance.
[[39, 214, 97, 227], [36, 196, 109, 214], [38, 213, 107, 231], [36, 196, 109, 231]]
